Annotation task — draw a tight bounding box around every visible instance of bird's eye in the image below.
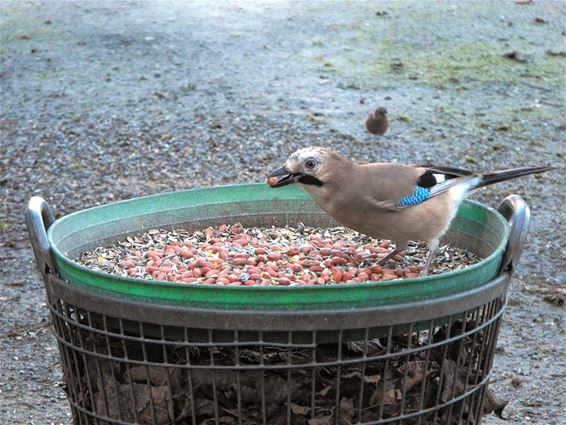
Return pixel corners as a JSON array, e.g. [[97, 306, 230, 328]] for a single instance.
[[305, 159, 317, 170]]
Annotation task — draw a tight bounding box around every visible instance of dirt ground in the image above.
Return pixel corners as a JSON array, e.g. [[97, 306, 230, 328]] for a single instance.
[[0, 1, 564, 424]]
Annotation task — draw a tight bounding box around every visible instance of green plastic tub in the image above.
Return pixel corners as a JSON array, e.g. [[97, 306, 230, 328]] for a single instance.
[[46, 183, 509, 311]]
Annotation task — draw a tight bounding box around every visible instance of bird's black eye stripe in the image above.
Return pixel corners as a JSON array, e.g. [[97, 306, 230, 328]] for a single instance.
[[298, 175, 323, 187]]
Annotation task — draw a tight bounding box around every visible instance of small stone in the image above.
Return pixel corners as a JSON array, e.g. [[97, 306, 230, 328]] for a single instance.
[[502, 51, 530, 63], [511, 374, 523, 387]]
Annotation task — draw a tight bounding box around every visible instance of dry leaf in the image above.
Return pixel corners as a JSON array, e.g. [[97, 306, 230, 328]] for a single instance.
[[290, 403, 311, 416], [364, 374, 381, 385], [483, 387, 509, 418], [308, 415, 333, 425], [402, 361, 426, 392]]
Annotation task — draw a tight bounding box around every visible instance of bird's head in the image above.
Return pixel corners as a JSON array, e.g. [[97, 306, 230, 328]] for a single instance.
[[375, 107, 387, 116], [266, 147, 343, 188]]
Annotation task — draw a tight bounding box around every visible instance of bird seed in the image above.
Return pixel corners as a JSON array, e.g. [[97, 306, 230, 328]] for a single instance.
[[77, 223, 481, 285]]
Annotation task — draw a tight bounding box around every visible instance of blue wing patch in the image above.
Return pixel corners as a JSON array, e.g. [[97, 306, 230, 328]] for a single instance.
[[399, 186, 431, 207]]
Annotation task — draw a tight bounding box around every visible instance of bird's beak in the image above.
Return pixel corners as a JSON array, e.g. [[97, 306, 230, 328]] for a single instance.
[[266, 166, 303, 188]]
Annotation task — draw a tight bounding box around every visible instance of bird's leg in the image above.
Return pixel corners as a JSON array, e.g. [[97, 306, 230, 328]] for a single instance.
[[376, 240, 408, 266], [422, 239, 439, 276], [376, 249, 400, 266]]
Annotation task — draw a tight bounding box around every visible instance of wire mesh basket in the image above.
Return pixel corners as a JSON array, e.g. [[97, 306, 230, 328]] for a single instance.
[[26, 192, 530, 425], [48, 277, 505, 425]]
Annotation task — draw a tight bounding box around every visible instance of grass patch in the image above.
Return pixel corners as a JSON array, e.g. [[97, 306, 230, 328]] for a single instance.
[[351, 41, 564, 87], [321, 4, 565, 91], [0, 1, 63, 44]]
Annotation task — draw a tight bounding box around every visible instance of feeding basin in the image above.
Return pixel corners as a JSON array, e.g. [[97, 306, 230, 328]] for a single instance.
[[45, 184, 511, 310], [26, 184, 530, 425]]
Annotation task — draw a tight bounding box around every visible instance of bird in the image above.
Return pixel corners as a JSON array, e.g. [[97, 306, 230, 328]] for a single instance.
[[266, 147, 555, 276], [365, 107, 388, 136]]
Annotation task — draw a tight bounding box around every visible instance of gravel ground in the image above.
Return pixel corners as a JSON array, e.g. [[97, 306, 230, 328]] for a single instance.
[[1, 1, 564, 424]]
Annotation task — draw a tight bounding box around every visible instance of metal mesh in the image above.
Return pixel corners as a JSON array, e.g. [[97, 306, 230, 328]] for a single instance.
[[48, 293, 505, 425]]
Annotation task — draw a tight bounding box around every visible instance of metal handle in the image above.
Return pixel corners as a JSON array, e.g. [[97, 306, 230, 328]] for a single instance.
[[25, 196, 57, 277], [497, 195, 531, 274]]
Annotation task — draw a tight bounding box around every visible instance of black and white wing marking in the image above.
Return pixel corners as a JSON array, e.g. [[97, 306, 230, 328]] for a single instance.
[[371, 165, 480, 210]]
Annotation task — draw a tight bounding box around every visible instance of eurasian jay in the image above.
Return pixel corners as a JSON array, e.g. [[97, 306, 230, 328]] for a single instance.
[[365, 108, 388, 136], [267, 147, 554, 275]]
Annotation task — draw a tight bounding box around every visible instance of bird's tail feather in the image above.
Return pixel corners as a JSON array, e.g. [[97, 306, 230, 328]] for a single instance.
[[475, 166, 556, 189]]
